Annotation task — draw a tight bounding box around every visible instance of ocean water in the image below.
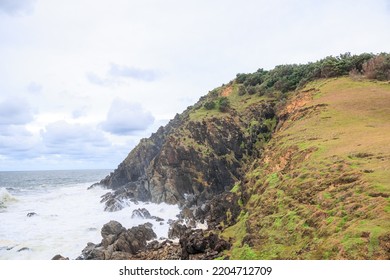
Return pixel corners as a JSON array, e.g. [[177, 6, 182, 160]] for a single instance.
[[0, 170, 180, 260]]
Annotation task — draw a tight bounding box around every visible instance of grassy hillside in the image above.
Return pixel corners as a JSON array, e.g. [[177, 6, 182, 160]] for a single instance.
[[99, 53, 390, 260], [222, 77, 390, 259]]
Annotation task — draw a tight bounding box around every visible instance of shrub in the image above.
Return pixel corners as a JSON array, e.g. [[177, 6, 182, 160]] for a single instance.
[[236, 73, 248, 84], [363, 54, 390, 80], [246, 86, 256, 95], [218, 97, 230, 112], [204, 101, 216, 110], [238, 85, 247, 96]]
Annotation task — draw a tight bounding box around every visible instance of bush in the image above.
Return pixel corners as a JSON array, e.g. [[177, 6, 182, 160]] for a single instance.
[[238, 85, 247, 96], [246, 86, 256, 95], [204, 101, 216, 110], [236, 73, 248, 84], [363, 54, 390, 80], [217, 97, 230, 112]]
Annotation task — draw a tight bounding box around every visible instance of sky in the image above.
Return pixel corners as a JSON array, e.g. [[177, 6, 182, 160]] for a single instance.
[[0, 0, 389, 171]]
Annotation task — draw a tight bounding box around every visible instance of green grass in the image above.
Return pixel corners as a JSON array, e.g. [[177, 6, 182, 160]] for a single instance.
[[228, 77, 390, 260], [267, 173, 279, 188]]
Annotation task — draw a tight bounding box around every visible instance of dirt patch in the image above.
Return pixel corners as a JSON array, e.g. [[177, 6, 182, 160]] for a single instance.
[[221, 86, 233, 97]]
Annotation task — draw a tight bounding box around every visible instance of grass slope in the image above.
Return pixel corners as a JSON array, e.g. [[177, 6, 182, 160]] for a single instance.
[[223, 77, 390, 259]]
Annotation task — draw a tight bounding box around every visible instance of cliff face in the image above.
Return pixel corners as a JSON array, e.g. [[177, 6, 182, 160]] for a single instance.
[[99, 85, 276, 205]]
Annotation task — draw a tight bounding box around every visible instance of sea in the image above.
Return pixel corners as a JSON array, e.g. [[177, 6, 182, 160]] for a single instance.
[[0, 169, 180, 260]]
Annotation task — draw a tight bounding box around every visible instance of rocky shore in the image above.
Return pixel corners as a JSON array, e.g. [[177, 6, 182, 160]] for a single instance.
[[53, 190, 240, 260], [71, 220, 230, 260]]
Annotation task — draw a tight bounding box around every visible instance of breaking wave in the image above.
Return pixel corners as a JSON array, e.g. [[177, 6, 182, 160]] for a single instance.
[[0, 188, 17, 209]]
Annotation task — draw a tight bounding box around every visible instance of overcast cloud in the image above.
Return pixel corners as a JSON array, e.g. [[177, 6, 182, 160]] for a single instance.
[[0, 0, 389, 170], [0, 0, 35, 15], [0, 98, 34, 125], [108, 63, 158, 82], [101, 99, 155, 135]]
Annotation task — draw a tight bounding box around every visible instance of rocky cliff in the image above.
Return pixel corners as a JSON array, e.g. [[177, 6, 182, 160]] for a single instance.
[[98, 85, 276, 206]]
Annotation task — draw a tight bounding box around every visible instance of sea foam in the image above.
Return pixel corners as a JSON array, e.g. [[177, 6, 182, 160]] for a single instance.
[[0, 188, 18, 209], [0, 183, 180, 260]]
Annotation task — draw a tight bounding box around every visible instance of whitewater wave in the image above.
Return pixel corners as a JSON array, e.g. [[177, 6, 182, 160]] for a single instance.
[[0, 182, 181, 260], [0, 188, 18, 209]]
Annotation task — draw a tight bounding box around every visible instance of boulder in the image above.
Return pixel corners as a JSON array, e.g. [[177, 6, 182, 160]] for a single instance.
[[78, 222, 157, 260], [179, 229, 231, 260], [51, 254, 69, 260], [101, 220, 125, 238]]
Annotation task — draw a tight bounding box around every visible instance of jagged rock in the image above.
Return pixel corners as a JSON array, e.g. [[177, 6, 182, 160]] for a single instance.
[[125, 240, 182, 260], [27, 212, 37, 217], [100, 188, 136, 212], [87, 182, 102, 190], [131, 208, 151, 219], [179, 229, 231, 260], [131, 208, 164, 222], [168, 221, 187, 239], [151, 216, 164, 222], [79, 222, 157, 260]]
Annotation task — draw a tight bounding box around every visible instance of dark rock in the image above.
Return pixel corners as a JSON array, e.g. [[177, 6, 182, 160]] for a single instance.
[[100, 189, 136, 212], [27, 212, 37, 217], [168, 221, 187, 239], [87, 182, 102, 190], [151, 216, 164, 222], [79, 222, 157, 260], [179, 229, 231, 260], [131, 208, 151, 219], [17, 247, 30, 252], [51, 254, 69, 260], [101, 220, 125, 238]]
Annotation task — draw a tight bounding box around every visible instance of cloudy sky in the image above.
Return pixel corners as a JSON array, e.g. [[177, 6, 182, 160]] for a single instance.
[[0, 0, 389, 171]]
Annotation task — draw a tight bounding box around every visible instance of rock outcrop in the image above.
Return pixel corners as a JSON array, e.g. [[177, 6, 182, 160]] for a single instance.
[[78, 221, 156, 260], [77, 219, 230, 260], [95, 95, 275, 208]]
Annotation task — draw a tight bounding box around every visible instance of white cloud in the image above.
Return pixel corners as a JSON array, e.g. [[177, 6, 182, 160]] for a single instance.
[[0, 98, 34, 125], [86, 63, 158, 87], [27, 81, 42, 93], [0, 125, 40, 160], [108, 63, 158, 82], [0, 0, 35, 16], [101, 99, 155, 135], [86, 72, 115, 87], [42, 121, 110, 152]]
